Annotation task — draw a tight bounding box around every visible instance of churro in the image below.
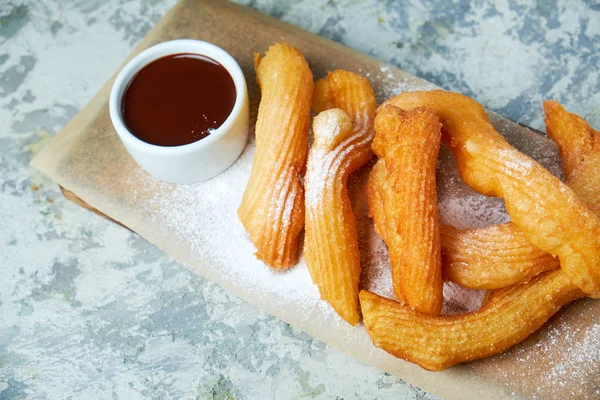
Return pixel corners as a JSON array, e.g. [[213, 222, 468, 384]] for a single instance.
[[367, 105, 444, 315], [544, 100, 600, 215], [360, 269, 585, 371], [238, 43, 313, 268], [304, 70, 376, 325], [440, 224, 559, 289]]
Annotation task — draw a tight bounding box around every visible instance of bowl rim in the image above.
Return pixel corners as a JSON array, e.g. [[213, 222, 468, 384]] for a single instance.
[[108, 39, 247, 156]]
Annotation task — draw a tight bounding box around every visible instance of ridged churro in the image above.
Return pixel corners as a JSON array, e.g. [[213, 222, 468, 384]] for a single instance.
[[544, 100, 600, 215], [304, 70, 376, 325], [360, 269, 585, 371], [238, 43, 313, 268], [366, 105, 443, 315], [440, 224, 558, 289], [366, 158, 387, 242]]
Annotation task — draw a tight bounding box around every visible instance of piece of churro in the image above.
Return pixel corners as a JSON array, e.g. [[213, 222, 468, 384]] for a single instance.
[[544, 100, 600, 215], [440, 224, 559, 289], [238, 43, 313, 268], [366, 105, 444, 315], [304, 70, 376, 325], [360, 269, 585, 371], [366, 158, 387, 242]]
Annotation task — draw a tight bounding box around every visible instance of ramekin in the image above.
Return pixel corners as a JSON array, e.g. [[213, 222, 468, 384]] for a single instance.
[[109, 39, 249, 184]]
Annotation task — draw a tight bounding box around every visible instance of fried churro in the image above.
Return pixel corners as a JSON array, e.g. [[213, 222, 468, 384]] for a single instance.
[[366, 105, 444, 315], [304, 70, 376, 325], [238, 43, 313, 268], [440, 224, 559, 289], [360, 269, 585, 371], [544, 100, 600, 215]]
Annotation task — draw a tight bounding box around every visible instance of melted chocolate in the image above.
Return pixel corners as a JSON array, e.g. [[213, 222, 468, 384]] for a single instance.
[[122, 53, 236, 147]]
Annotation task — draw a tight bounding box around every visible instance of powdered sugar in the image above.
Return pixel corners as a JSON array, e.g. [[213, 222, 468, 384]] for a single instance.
[[306, 144, 363, 209], [442, 282, 486, 315], [543, 323, 600, 386], [495, 147, 535, 178], [438, 195, 509, 229], [358, 221, 396, 300], [362, 65, 438, 103], [269, 168, 297, 232], [376, 65, 438, 101], [491, 312, 600, 399]]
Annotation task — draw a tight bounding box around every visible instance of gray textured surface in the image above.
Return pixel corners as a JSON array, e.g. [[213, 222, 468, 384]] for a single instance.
[[1, 0, 599, 398]]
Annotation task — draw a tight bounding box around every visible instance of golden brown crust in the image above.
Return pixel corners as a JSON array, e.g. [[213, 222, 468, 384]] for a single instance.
[[367, 105, 444, 315], [440, 223, 559, 289], [384, 91, 600, 296], [441, 101, 600, 290], [238, 43, 313, 268], [304, 70, 376, 325], [544, 100, 600, 216], [366, 158, 387, 242], [360, 269, 585, 371]]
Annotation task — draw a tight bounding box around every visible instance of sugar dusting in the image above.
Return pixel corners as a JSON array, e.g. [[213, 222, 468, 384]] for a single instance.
[[491, 312, 600, 399], [305, 111, 371, 210], [363, 65, 438, 103], [438, 195, 509, 229], [542, 323, 600, 388], [137, 149, 323, 317], [270, 168, 297, 234], [124, 63, 595, 395], [442, 282, 486, 315]]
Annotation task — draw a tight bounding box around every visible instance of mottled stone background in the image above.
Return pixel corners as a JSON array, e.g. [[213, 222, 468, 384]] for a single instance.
[[1, 0, 599, 399]]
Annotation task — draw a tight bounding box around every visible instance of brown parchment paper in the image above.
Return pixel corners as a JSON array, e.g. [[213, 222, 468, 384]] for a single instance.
[[31, 1, 600, 398]]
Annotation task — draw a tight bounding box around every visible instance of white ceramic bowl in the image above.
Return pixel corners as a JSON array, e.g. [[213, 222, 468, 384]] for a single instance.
[[109, 39, 249, 184]]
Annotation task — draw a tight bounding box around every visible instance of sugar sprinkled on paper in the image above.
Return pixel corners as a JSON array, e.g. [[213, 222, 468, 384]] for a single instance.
[[491, 311, 600, 399], [361, 65, 437, 103], [543, 323, 600, 386]]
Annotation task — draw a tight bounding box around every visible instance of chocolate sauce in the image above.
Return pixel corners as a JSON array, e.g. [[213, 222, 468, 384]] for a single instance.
[[121, 53, 236, 147]]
